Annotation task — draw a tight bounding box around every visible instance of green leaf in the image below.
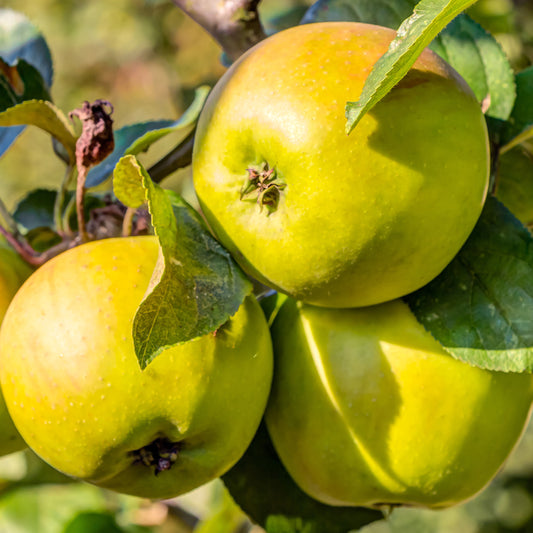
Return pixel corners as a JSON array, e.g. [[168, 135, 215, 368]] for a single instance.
[[500, 66, 533, 152], [0, 8, 54, 156], [13, 189, 59, 230], [63, 512, 125, 533], [113, 155, 252, 369], [222, 422, 383, 533], [432, 14, 515, 120], [24, 227, 62, 253], [262, 4, 310, 34], [0, 58, 50, 109], [405, 196, 533, 372], [301, 0, 416, 28], [495, 146, 533, 227], [0, 99, 76, 161], [86, 86, 209, 188], [125, 85, 209, 156], [260, 291, 288, 327], [0, 483, 109, 533], [0, 59, 52, 158], [345, 0, 479, 134], [303, 2, 515, 120], [194, 488, 248, 533], [13, 188, 106, 242], [0, 8, 53, 87], [8, 59, 50, 102]]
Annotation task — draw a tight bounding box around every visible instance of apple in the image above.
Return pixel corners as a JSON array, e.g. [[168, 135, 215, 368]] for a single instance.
[[265, 298, 533, 509], [192, 22, 490, 308], [0, 241, 32, 456], [0, 236, 273, 499]]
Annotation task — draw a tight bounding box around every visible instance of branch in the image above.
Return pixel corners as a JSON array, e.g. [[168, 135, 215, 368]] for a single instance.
[[148, 129, 195, 183], [172, 0, 267, 62]]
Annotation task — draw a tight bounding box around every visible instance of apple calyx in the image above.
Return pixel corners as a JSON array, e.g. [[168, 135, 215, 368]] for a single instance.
[[240, 162, 286, 215], [131, 437, 182, 476]]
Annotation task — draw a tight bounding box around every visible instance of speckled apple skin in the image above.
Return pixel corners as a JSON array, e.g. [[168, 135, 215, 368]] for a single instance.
[[193, 22, 490, 307], [0, 236, 273, 499], [0, 242, 33, 456]]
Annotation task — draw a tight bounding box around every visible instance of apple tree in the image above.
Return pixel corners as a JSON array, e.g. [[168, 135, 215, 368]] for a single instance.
[[0, 0, 532, 532]]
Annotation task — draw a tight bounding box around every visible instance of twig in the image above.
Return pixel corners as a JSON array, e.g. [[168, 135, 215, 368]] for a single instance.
[[164, 501, 199, 530], [148, 129, 195, 183], [0, 223, 73, 267], [0, 196, 19, 235], [171, 0, 266, 62], [54, 163, 76, 236], [69, 100, 115, 243], [122, 207, 136, 237]]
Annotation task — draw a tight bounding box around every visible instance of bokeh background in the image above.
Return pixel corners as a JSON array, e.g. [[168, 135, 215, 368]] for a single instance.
[[0, 0, 532, 532]]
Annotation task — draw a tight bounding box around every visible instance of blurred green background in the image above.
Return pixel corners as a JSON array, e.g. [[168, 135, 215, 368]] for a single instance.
[[0, 0, 532, 532], [0, 0, 313, 209]]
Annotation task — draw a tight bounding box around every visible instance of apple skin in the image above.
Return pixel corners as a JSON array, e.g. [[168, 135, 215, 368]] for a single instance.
[[0, 236, 273, 499], [192, 22, 490, 308], [265, 298, 533, 509], [0, 242, 33, 456]]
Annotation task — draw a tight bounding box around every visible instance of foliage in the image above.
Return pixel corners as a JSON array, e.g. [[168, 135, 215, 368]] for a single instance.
[[0, 0, 532, 532]]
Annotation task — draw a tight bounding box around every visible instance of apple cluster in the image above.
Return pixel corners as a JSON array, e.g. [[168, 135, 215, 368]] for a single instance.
[[191, 22, 533, 509], [0, 21, 530, 515]]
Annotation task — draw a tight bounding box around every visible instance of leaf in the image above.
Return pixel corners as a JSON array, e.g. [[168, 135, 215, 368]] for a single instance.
[[113, 155, 252, 369], [86, 86, 209, 188], [301, 0, 416, 28], [125, 85, 209, 155], [24, 227, 62, 253], [260, 291, 288, 327], [194, 488, 248, 533], [0, 60, 52, 158], [345, 0, 479, 134], [13, 188, 58, 230], [303, 2, 515, 120], [432, 14, 515, 120], [0, 8, 53, 156], [6, 59, 50, 102], [0, 483, 109, 533], [500, 66, 533, 152], [222, 422, 383, 533], [405, 195, 533, 372], [495, 146, 533, 227], [63, 512, 126, 533], [13, 188, 106, 234], [0, 9, 53, 87], [0, 100, 76, 161], [263, 5, 310, 34]]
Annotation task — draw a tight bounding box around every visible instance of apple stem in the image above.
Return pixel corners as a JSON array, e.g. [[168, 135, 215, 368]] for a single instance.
[[76, 168, 90, 243], [148, 129, 195, 184], [54, 162, 76, 236], [69, 100, 115, 243], [122, 207, 136, 237]]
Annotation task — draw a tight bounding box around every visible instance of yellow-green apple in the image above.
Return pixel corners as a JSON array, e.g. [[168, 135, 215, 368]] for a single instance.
[[192, 22, 490, 307], [0, 241, 32, 456], [265, 298, 533, 508], [0, 236, 273, 499]]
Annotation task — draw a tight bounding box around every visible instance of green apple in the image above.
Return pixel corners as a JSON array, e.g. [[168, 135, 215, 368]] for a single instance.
[[0, 236, 273, 499], [192, 22, 490, 308], [265, 298, 533, 509], [0, 241, 32, 456]]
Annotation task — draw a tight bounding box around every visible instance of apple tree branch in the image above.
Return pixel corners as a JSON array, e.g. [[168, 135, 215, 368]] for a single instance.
[[171, 0, 266, 62]]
